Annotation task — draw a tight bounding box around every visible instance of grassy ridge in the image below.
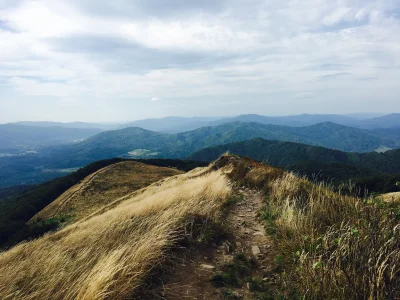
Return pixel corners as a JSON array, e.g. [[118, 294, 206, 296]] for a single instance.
[[0, 167, 231, 300], [0, 158, 206, 249], [0, 158, 127, 248], [216, 154, 400, 299], [0, 155, 399, 298], [31, 161, 183, 224]]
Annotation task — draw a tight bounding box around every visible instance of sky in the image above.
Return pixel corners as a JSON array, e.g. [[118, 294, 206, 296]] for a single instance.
[[0, 0, 399, 123]]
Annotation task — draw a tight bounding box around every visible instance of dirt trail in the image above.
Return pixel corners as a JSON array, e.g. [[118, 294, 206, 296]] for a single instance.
[[144, 188, 276, 299]]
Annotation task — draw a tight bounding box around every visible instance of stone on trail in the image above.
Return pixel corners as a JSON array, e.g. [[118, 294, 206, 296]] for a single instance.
[[251, 245, 261, 256], [200, 264, 215, 270], [253, 231, 264, 236]]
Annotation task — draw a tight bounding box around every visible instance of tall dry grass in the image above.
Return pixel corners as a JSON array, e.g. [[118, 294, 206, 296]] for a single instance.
[[0, 167, 231, 300], [266, 173, 400, 299], [199, 154, 400, 298], [31, 161, 183, 223]]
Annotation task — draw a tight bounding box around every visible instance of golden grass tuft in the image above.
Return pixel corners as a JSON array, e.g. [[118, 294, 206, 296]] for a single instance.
[[380, 191, 400, 204], [0, 167, 231, 300]]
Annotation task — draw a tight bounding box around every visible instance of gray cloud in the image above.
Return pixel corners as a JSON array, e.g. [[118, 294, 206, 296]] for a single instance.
[[0, 0, 399, 122], [318, 72, 351, 80], [73, 0, 227, 19], [47, 34, 238, 73]]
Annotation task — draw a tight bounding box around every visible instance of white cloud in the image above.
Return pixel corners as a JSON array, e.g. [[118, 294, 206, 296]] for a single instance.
[[322, 7, 352, 26], [0, 0, 400, 122], [119, 20, 258, 53], [151, 97, 161, 102]]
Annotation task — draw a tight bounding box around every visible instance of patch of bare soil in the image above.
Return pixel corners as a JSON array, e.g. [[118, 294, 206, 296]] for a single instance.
[[143, 188, 277, 300]]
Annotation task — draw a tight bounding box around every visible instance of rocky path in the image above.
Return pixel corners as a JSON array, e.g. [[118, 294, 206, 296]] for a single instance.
[[144, 188, 276, 299]]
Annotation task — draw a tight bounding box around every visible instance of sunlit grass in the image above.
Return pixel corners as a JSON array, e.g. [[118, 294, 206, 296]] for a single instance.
[[0, 166, 231, 300]]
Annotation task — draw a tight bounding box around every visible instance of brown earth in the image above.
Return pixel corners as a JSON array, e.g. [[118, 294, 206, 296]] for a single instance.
[[143, 187, 277, 300]]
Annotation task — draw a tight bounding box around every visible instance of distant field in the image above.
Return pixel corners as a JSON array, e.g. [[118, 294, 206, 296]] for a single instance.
[[127, 148, 160, 157], [375, 146, 393, 153]]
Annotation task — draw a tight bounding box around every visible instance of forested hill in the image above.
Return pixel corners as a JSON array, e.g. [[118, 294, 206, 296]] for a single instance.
[[49, 121, 400, 163], [1, 121, 400, 187], [188, 138, 400, 175]]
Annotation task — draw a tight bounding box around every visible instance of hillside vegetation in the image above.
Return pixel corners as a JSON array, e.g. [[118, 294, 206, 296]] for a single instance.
[[73, 121, 400, 159], [0, 185, 34, 202], [189, 138, 400, 172], [216, 155, 400, 299], [0, 159, 204, 249], [380, 192, 400, 203], [189, 138, 400, 193], [0, 155, 399, 299], [2, 121, 399, 187], [0, 166, 231, 300], [31, 161, 183, 224]]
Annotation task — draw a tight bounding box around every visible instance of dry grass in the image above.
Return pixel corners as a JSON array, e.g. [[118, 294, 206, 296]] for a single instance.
[[214, 155, 400, 299], [2, 154, 398, 299], [0, 166, 231, 300], [380, 192, 400, 204], [31, 161, 183, 223], [266, 173, 400, 299]]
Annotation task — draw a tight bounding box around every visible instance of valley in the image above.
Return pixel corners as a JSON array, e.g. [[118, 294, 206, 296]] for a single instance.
[[1, 119, 400, 188]]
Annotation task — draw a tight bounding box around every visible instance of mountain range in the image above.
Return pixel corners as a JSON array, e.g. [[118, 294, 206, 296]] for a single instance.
[[0, 124, 103, 153], [45, 121, 400, 164], [8, 113, 400, 133], [1, 121, 400, 187]]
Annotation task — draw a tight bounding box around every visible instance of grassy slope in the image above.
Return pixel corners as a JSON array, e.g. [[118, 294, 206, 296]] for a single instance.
[[0, 155, 399, 299], [31, 161, 183, 223], [216, 155, 400, 299], [0, 166, 231, 300], [0, 158, 205, 248], [0, 159, 127, 247]]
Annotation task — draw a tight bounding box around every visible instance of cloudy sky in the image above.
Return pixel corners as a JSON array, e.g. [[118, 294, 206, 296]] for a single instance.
[[0, 0, 399, 122]]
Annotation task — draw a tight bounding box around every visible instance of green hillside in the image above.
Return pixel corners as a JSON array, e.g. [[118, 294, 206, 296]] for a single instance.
[[47, 121, 400, 162], [1, 121, 399, 187], [188, 138, 400, 192], [188, 138, 400, 173]]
